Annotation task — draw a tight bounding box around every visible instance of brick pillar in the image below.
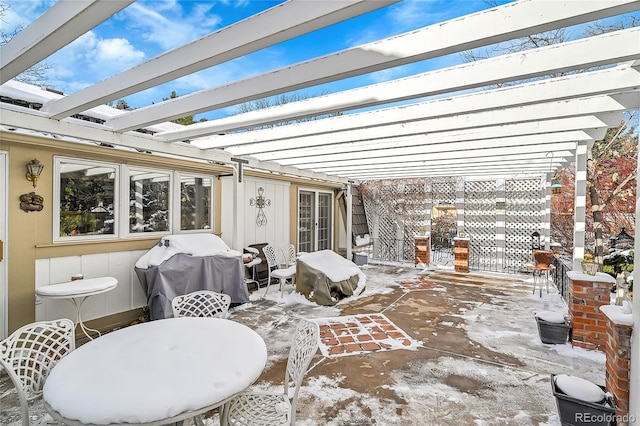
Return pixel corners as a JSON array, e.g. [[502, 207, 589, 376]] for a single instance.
[[601, 305, 633, 423], [567, 271, 616, 351]]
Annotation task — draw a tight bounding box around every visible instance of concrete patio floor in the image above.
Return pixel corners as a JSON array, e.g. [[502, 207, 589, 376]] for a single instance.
[[1, 263, 607, 425]]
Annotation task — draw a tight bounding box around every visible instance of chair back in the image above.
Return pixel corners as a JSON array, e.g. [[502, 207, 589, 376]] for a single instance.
[[171, 290, 231, 318], [285, 244, 296, 266], [284, 320, 319, 425], [0, 319, 75, 426], [262, 244, 279, 269], [533, 250, 554, 267]]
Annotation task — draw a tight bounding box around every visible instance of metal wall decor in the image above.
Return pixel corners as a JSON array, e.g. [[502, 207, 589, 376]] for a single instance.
[[250, 187, 271, 227]]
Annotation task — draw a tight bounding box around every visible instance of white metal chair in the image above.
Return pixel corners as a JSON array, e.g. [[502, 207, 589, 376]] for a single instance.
[[223, 319, 320, 426], [284, 244, 297, 266], [262, 244, 297, 298], [171, 290, 231, 318], [0, 319, 75, 426]]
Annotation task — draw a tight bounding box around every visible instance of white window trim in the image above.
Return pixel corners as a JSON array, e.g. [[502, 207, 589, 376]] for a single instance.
[[54, 158, 217, 242], [174, 172, 215, 233], [122, 164, 173, 238], [54, 157, 119, 243]]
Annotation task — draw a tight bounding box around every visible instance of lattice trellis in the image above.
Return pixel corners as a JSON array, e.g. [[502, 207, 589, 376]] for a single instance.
[[465, 180, 498, 271], [504, 178, 544, 273], [360, 177, 545, 272]]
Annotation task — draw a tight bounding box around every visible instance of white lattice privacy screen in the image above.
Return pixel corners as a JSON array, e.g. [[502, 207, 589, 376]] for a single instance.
[[359, 177, 544, 273]]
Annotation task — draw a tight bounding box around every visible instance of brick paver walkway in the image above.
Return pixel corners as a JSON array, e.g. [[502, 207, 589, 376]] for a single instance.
[[316, 313, 419, 357]]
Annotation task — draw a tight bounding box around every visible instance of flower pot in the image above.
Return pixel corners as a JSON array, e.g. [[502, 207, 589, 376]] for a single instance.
[[551, 374, 617, 426], [536, 316, 571, 344]]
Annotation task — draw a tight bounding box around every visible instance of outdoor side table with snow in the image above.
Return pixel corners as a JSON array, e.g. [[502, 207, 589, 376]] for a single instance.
[[535, 311, 572, 344], [551, 374, 617, 426]]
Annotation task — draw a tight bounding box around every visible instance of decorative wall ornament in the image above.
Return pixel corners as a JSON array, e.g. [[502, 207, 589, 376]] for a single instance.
[[250, 187, 271, 227], [20, 192, 44, 212]]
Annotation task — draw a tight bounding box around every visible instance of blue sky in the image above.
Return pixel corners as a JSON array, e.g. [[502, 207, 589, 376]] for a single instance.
[[4, 0, 517, 121]]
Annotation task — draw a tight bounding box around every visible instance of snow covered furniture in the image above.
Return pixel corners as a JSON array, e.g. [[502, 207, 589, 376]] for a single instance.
[[246, 243, 271, 285], [535, 311, 571, 344], [171, 290, 231, 319], [262, 244, 297, 298], [43, 317, 267, 426], [36, 277, 118, 341], [0, 319, 75, 426], [135, 234, 249, 320], [296, 250, 366, 306], [551, 374, 616, 426], [243, 246, 263, 290], [223, 319, 319, 426]]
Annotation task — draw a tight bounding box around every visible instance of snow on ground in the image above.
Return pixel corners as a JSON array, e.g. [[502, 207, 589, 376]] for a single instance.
[[1, 254, 609, 425]]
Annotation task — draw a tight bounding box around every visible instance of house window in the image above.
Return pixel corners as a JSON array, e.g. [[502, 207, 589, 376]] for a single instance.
[[180, 175, 212, 231], [56, 158, 117, 239], [55, 158, 215, 241], [128, 168, 171, 234]]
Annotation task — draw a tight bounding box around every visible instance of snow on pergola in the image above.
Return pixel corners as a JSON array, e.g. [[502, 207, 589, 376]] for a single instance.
[[1, 0, 639, 183]]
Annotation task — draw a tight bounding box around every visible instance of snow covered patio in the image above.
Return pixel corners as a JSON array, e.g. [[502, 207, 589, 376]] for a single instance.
[[1, 263, 605, 425]]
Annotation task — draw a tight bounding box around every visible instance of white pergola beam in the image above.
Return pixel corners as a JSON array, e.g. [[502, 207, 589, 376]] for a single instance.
[[0, 107, 348, 184], [105, 0, 640, 132], [230, 115, 617, 159], [326, 164, 569, 179], [194, 65, 640, 151], [348, 169, 549, 180], [161, 27, 640, 142], [40, 0, 398, 119], [0, 0, 134, 84], [314, 152, 573, 173], [291, 140, 579, 169]]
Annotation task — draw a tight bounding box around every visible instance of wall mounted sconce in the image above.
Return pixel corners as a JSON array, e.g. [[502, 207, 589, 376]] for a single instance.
[[26, 158, 44, 188]]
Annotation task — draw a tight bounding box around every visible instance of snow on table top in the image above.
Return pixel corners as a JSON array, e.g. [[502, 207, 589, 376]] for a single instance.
[[36, 277, 117, 297], [43, 317, 267, 424], [135, 233, 241, 269]]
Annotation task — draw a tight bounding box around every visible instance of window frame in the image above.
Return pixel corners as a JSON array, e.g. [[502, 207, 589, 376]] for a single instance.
[[53, 157, 119, 243], [122, 165, 173, 238], [54, 157, 216, 243], [174, 172, 214, 233]]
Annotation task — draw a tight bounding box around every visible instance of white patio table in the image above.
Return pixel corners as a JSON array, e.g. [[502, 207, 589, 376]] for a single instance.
[[43, 317, 267, 425], [36, 276, 118, 341]]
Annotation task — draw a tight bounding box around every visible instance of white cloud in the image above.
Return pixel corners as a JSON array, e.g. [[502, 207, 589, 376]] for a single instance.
[[123, 1, 221, 51], [94, 38, 146, 63], [42, 30, 145, 93]]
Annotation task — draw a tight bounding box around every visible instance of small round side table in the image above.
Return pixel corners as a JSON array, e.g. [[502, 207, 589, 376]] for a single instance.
[[36, 277, 118, 341]]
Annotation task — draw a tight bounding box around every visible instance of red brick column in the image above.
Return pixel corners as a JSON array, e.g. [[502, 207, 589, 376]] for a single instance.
[[567, 271, 616, 351], [601, 305, 633, 422]]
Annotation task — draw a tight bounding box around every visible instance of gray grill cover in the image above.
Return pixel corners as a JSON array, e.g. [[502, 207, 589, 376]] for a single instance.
[[135, 253, 249, 320]]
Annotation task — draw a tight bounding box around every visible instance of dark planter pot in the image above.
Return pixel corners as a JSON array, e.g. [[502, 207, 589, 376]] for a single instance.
[[551, 374, 617, 425], [536, 316, 571, 344]]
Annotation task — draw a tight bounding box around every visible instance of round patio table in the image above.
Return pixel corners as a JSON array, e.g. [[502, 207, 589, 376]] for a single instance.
[[43, 317, 267, 425]]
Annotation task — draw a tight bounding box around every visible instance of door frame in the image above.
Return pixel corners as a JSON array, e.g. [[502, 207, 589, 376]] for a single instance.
[[297, 188, 334, 253], [0, 151, 7, 339]]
